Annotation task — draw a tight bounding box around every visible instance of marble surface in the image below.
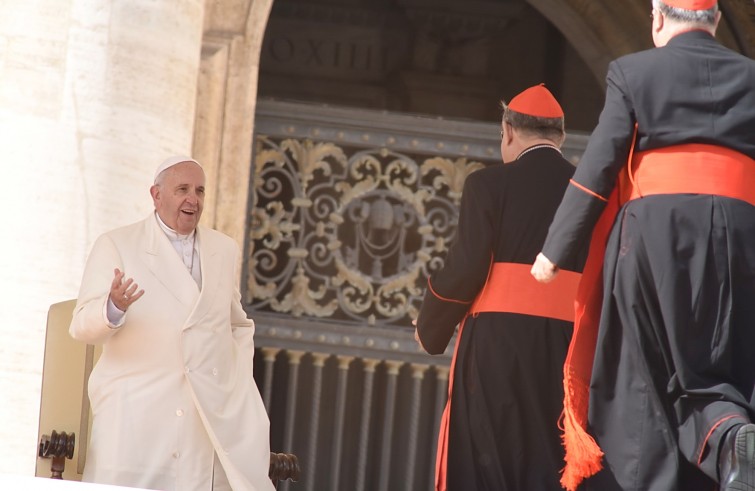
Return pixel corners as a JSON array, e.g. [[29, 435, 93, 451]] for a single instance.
[[0, 475, 148, 490]]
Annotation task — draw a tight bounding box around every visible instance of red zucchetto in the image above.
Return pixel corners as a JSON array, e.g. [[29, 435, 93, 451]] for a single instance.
[[663, 0, 716, 10], [508, 84, 564, 119]]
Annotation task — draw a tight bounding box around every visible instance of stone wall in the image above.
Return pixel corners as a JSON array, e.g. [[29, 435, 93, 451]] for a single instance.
[[0, 0, 204, 474]]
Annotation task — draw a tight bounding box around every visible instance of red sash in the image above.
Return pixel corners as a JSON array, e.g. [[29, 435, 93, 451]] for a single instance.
[[560, 143, 755, 491], [471, 262, 582, 321], [435, 261, 582, 491]]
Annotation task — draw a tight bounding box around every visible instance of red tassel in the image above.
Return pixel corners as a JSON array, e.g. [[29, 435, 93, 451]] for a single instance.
[[560, 407, 604, 490], [558, 125, 638, 491]]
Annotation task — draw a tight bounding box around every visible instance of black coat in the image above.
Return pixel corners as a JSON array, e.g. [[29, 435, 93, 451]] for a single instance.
[[417, 147, 585, 490], [543, 30, 755, 267], [541, 31, 755, 491]]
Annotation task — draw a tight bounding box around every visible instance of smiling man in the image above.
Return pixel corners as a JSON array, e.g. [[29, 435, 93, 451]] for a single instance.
[[69, 156, 274, 491], [152, 158, 206, 235]]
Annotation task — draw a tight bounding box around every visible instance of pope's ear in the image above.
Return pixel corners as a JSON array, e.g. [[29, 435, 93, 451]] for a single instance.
[[150, 184, 160, 201]]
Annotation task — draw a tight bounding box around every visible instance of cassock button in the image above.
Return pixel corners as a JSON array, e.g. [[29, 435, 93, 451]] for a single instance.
[[212, 368, 218, 376], [185, 366, 191, 374], [173, 452, 180, 459], [176, 409, 184, 417]]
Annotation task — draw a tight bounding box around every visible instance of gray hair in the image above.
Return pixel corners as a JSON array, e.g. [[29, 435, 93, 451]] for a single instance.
[[502, 104, 565, 143], [154, 171, 167, 186], [652, 0, 718, 27]]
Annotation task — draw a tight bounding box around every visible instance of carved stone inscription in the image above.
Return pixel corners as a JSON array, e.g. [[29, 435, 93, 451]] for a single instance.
[[260, 13, 400, 82], [266, 33, 379, 74]]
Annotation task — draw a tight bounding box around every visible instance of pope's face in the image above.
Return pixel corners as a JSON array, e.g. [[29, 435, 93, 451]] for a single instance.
[[151, 162, 205, 235]]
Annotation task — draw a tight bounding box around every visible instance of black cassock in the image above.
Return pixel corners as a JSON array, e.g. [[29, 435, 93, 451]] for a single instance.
[[542, 31, 755, 491], [417, 147, 585, 491]]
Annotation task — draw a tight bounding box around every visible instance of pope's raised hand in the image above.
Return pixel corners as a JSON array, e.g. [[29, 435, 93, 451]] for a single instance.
[[110, 268, 145, 311]]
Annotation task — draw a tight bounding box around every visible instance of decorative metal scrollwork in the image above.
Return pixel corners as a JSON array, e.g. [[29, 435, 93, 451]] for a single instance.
[[246, 136, 485, 327]]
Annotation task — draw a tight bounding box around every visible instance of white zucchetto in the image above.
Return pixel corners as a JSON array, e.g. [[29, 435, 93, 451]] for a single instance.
[[153, 155, 203, 184]]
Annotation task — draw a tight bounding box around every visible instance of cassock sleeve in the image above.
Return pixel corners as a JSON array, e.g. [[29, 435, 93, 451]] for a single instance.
[[542, 60, 636, 266], [70, 234, 123, 344], [416, 170, 496, 355]]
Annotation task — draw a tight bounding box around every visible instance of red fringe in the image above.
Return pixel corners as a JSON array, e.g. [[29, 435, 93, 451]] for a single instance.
[[559, 377, 604, 491], [558, 126, 635, 490]]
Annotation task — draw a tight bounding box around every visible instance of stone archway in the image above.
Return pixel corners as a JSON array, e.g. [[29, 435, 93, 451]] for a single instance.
[[193, 0, 274, 250], [719, 0, 755, 57], [189, 0, 755, 486], [193, 0, 755, 261], [529, 0, 755, 89], [528, 0, 648, 87]]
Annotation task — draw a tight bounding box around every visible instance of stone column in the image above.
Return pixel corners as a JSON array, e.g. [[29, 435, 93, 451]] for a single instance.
[[193, 0, 274, 252], [0, 0, 204, 474]]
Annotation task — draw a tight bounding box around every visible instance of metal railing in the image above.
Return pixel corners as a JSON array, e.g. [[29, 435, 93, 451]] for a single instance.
[[252, 313, 451, 491], [246, 100, 587, 490]]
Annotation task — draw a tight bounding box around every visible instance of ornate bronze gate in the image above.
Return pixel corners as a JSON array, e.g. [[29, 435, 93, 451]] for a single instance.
[[244, 99, 587, 490]]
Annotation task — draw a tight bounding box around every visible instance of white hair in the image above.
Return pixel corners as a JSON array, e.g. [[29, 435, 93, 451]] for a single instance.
[[652, 0, 718, 26]]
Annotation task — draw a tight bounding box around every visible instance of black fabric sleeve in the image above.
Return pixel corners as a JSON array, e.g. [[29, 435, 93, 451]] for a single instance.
[[416, 283, 472, 355], [542, 60, 636, 266], [416, 170, 496, 354]]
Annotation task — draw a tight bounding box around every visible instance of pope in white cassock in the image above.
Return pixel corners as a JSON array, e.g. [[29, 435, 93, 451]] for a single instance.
[[70, 156, 274, 491]]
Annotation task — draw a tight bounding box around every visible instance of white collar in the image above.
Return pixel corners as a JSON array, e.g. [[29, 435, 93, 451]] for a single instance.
[[154, 212, 196, 242]]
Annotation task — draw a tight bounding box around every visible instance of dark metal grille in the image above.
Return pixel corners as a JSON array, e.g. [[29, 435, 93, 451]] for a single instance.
[[246, 135, 485, 327]]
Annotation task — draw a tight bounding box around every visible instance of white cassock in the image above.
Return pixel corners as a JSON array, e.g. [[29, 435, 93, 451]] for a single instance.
[[70, 214, 273, 491]]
